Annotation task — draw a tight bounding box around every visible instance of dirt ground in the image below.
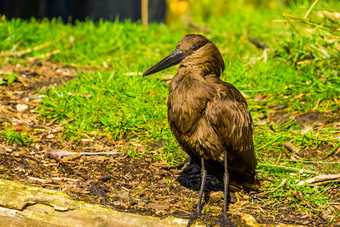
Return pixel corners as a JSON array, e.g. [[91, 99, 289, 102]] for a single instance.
[[0, 60, 339, 226]]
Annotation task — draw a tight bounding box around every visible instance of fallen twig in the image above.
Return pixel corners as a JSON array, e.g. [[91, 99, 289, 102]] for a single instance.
[[27, 176, 51, 184], [298, 173, 340, 186], [304, 0, 319, 19], [284, 142, 301, 160], [247, 36, 270, 50], [258, 178, 287, 197], [258, 163, 319, 175], [284, 142, 300, 153], [49, 149, 121, 158], [51, 177, 80, 182], [273, 158, 338, 164]]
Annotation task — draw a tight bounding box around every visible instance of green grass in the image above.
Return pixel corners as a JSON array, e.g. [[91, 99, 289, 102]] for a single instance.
[[0, 0, 339, 221], [40, 71, 170, 140], [1, 126, 32, 146]]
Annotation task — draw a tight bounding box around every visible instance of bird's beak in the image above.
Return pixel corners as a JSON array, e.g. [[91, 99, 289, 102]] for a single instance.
[[143, 48, 185, 76]]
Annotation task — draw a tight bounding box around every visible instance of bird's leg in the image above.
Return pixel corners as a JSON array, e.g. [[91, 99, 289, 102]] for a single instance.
[[208, 150, 236, 227], [186, 156, 208, 227]]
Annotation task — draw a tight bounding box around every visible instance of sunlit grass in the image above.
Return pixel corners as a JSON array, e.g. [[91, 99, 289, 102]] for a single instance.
[[1, 126, 32, 146]]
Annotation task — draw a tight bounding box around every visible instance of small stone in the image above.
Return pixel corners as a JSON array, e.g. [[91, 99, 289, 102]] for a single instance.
[[108, 190, 135, 206], [47, 134, 55, 139], [69, 36, 75, 45], [16, 104, 28, 112], [52, 127, 64, 133], [301, 126, 313, 134], [241, 214, 258, 226], [5, 147, 13, 152]]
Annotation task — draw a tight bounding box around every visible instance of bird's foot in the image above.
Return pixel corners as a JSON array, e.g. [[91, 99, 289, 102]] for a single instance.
[[186, 211, 208, 227], [207, 213, 236, 227]]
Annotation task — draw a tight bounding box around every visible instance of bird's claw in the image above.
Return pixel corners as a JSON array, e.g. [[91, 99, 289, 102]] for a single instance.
[[186, 211, 208, 227], [207, 213, 236, 227]]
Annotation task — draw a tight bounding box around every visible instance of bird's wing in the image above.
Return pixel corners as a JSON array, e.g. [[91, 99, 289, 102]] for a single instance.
[[205, 76, 257, 175]]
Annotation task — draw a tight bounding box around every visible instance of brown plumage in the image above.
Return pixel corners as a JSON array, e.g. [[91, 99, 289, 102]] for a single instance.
[[144, 34, 260, 227]]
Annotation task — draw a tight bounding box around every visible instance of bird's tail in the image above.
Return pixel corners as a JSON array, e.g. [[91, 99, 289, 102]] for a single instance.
[[229, 170, 261, 191]]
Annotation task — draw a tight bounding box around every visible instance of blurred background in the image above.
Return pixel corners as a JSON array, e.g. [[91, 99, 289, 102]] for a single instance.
[[0, 0, 321, 24], [0, 0, 166, 23]]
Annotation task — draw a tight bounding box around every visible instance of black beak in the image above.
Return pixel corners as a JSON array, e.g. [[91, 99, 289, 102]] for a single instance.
[[143, 48, 185, 76]]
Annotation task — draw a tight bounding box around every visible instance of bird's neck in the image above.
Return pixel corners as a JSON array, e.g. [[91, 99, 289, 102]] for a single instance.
[[171, 68, 206, 90]]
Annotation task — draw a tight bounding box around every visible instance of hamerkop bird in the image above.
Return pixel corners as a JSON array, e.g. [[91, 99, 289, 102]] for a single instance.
[[144, 34, 260, 227]]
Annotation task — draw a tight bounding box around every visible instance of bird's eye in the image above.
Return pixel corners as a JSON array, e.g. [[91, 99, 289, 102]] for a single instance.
[[191, 45, 198, 51]]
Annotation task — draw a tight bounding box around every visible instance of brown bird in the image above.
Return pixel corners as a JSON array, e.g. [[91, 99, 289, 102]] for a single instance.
[[144, 34, 260, 227]]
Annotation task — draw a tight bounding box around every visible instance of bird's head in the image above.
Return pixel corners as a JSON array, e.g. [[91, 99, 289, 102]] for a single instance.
[[143, 34, 225, 77]]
